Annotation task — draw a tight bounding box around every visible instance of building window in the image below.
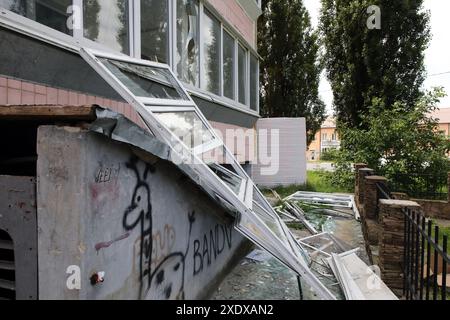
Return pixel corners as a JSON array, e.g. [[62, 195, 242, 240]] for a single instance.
[[0, 0, 73, 35], [83, 0, 130, 54], [176, 0, 199, 87], [238, 44, 247, 105], [0, 0, 261, 113], [222, 30, 235, 100], [322, 133, 327, 141], [141, 0, 169, 63], [201, 8, 221, 95], [250, 53, 258, 111], [332, 131, 337, 141]]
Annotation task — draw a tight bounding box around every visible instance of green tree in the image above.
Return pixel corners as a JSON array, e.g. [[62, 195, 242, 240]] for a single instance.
[[320, 0, 431, 128], [331, 88, 450, 194], [259, 0, 326, 144]]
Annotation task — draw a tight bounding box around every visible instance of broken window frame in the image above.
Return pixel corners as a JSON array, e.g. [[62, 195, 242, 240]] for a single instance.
[[80, 47, 253, 208], [80, 47, 336, 300]]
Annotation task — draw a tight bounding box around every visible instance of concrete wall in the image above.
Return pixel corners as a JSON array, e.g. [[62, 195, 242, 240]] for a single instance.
[[36, 125, 250, 300], [252, 118, 307, 188]]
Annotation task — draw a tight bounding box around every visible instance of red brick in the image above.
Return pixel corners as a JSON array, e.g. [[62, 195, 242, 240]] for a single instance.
[[21, 81, 34, 92], [86, 95, 96, 105], [7, 88, 21, 104], [34, 84, 47, 95], [35, 94, 47, 105], [68, 91, 78, 105], [7, 78, 21, 90], [57, 89, 69, 105], [0, 86, 7, 105], [46, 87, 58, 104], [22, 90, 35, 105], [78, 94, 87, 105]]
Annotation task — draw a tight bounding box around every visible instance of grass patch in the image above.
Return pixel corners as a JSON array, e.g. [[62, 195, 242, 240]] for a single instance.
[[262, 171, 353, 199], [432, 223, 450, 255]]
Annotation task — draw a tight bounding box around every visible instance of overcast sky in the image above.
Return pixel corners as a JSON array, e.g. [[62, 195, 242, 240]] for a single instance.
[[303, 0, 450, 114]]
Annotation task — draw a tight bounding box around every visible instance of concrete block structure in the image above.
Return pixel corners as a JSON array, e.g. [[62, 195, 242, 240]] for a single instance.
[[0, 105, 251, 300]]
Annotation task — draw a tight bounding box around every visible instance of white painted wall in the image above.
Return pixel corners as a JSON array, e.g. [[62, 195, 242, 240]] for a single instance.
[[252, 118, 307, 188]]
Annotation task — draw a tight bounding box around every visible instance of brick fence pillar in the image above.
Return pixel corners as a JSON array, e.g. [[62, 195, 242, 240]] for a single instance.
[[357, 168, 374, 208], [447, 172, 450, 201], [363, 175, 387, 219], [378, 199, 421, 297], [354, 163, 368, 207]]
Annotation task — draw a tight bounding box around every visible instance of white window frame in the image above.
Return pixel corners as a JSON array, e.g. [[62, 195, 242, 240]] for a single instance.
[[80, 46, 335, 300], [0, 0, 260, 116], [80, 47, 253, 206]]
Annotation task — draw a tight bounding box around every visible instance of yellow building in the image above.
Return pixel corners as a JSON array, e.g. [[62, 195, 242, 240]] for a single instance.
[[431, 108, 450, 137], [307, 109, 450, 161], [307, 117, 340, 161]]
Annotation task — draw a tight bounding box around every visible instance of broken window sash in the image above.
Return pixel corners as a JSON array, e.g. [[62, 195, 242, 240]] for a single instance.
[[80, 47, 336, 300], [100, 57, 189, 101]]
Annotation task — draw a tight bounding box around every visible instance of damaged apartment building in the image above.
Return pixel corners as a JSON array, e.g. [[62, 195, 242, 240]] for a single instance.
[[0, 0, 312, 300]]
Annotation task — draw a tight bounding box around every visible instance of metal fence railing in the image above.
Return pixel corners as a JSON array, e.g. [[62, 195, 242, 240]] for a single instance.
[[403, 208, 449, 300]]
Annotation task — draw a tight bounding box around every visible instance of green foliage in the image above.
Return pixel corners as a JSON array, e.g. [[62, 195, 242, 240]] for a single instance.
[[320, 0, 431, 128], [332, 89, 450, 194], [259, 0, 326, 144], [263, 171, 353, 199], [320, 148, 339, 161]]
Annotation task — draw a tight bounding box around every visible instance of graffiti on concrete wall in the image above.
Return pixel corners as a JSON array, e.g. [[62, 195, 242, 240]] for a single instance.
[[122, 157, 196, 300], [193, 224, 233, 276]]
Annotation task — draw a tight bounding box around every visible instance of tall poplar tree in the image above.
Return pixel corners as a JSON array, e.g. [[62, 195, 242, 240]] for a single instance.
[[320, 0, 431, 128], [259, 0, 326, 144]]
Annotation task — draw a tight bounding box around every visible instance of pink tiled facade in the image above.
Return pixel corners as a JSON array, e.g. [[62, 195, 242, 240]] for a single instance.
[[0, 76, 145, 128], [0, 76, 253, 161], [207, 0, 256, 48], [210, 120, 255, 163]]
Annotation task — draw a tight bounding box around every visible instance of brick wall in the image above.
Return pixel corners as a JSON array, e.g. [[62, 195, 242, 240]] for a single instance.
[[207, 0, 256, 47], [0, 76, 255, 162], [0, 76, 145, 127]]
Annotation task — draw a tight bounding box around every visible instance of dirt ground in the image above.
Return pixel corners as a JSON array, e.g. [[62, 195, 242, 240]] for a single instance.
[[211, 212, 368, 300]]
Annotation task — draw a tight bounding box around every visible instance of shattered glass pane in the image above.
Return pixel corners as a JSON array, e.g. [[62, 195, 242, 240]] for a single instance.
[[100, 58, 189, 100], [208, 163, 243, 195], [153, 111, 215, 149]]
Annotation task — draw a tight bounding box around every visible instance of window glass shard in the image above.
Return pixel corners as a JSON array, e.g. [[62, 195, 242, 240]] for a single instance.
[[100, 58, 189, 100], [153, 110, 215, 149], [80, 48, 336, 300]]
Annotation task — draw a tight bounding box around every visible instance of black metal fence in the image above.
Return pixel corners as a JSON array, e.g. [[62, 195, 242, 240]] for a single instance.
[[403, 208, 449, 300]]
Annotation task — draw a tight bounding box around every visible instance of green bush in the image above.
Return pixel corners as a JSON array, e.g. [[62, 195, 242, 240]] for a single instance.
[[330, 88, 450, 195], [320, 148, 339, 161]]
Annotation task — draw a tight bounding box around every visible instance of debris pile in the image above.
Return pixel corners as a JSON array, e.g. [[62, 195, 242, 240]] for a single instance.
[[270, 190, 398, 300]]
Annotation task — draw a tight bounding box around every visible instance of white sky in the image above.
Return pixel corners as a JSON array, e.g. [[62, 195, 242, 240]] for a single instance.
[[303, 0, 450, 114]]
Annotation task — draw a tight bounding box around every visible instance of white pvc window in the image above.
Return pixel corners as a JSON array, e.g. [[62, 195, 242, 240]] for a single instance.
[[237, 43, 247, 105], [141, 0, 169, 63], [83, 0, 130, 54], [201, 8, 220, 95], [0, 0, 73, 35], [175, 0, 199, 87], [80, 47, 335, 300], [222, 30, 235, 100], [0, 0, 260, 114]]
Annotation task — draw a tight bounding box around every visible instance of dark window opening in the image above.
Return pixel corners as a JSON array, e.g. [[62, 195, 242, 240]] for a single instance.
[[0, 121, 38, 176], [0, 229, 15, 300]]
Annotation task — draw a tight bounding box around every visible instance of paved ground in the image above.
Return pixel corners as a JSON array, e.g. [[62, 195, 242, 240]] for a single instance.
[[211, 210, 368, 300], [307, 161, 335, 172]]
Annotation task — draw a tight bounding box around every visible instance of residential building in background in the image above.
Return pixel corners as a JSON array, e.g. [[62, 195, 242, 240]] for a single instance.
[[431, 108, 450, 137], [307, 117, 340, 161]]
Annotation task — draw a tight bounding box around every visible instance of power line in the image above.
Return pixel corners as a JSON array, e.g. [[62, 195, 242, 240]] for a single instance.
[[428, 71, 450, 77]]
